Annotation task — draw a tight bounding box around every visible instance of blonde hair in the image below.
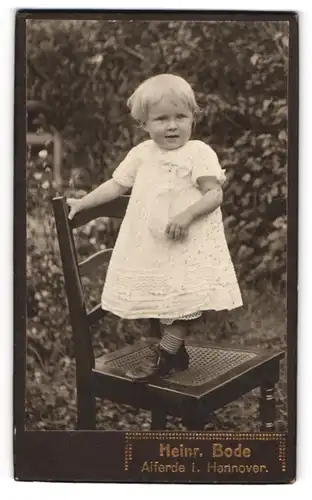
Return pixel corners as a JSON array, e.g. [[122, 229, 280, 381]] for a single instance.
[[127, 74, 199, 123]]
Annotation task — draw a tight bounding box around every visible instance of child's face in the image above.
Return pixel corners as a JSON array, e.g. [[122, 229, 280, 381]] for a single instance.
[[143, 97, 193, 150]]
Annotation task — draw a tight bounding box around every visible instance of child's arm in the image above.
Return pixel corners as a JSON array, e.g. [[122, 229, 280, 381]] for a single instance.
[[166, 177, 223, 240], [67, 179, 129, 220], [188, 176, 223, 219]]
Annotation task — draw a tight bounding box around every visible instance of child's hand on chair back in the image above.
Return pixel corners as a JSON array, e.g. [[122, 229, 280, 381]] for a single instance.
[[67, 198, 83, 220]]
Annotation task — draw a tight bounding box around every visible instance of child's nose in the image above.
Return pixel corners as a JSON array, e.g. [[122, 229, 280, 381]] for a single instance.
[[168, 118, 177, 130]]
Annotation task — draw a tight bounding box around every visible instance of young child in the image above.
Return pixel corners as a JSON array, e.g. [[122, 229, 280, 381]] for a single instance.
[[67, 74, 243, 382]]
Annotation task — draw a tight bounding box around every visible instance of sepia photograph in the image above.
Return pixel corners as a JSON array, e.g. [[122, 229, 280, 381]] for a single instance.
[[24, 15, 289, 435]]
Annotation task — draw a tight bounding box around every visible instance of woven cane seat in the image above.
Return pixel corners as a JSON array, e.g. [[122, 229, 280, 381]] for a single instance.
[[96, 343, 257, 387]]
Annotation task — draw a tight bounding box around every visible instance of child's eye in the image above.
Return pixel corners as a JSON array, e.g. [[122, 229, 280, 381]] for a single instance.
[[177, 114, 187, 119], [155, 116, 167, 121]]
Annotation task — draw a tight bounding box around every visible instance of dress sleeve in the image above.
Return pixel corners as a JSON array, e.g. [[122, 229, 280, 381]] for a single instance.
[[191, 141, 226, 188], [112, 144, 142, 188]]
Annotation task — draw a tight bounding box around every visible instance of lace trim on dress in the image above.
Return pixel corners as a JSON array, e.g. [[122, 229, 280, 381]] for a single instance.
[[160, 311, 202, 325]]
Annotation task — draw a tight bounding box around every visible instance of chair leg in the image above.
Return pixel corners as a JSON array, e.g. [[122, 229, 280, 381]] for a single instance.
[[183, 416, 206, 431], [77, 389, 97, 430], [151, 408, 167, 430], [259, 383, 276, 431]]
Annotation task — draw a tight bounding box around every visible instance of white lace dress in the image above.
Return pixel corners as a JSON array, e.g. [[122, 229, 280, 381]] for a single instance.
[[101, 139, 243, 321]]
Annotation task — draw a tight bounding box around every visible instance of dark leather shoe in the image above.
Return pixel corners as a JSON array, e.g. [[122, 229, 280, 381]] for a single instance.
[[125, 343, 189, 382]]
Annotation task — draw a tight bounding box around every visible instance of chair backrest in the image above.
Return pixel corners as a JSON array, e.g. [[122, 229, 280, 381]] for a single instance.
[[52, 195, 161, 379]]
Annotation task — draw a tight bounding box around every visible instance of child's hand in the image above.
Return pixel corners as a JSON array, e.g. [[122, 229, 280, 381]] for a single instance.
[[67, 198, 83, 220], [166, 211, 194, 241]]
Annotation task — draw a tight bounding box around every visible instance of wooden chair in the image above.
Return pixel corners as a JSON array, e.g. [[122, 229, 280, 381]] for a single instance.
[[52, 195, 285, 431]]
